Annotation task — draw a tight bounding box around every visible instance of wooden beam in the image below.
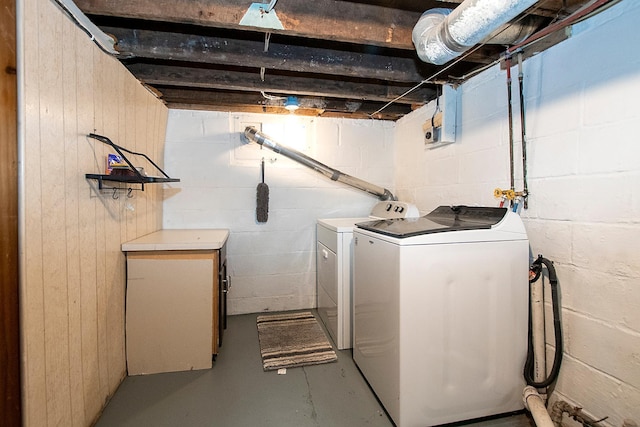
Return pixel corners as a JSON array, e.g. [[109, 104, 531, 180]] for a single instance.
[[439, 0, 577, 17], [0, 0, 21, 424], [77, 0, 424, 49], [77, 0, 577, 50], [105, 27, 435, 83], [157, 87, 412, 120], [531, 0, 587, 18], [126, 63, 436, 104], [165, 102, 407, 120], [157, 88, 410, 111]]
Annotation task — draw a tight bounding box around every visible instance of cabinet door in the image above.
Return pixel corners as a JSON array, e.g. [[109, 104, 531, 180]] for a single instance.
[[126, 251, 215, 375], [212, 250, 220, 354]]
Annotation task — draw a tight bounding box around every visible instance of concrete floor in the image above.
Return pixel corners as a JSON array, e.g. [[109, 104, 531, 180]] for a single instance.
[[95, 312, 537, 427]]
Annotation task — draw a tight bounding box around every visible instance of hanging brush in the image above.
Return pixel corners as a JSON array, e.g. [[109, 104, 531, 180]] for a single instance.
[[256, 158, 269, 223]]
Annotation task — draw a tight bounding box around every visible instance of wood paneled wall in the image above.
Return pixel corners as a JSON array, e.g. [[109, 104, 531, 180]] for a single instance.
[[20, 0, 168, 425]]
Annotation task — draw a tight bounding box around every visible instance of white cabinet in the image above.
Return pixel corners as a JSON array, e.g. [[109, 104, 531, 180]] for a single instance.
[[126, 251, 217, 375], [122, 229, 229, 375]]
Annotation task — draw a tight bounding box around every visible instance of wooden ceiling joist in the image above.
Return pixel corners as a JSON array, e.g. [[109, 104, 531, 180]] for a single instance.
[[107, 27, 435, 83], [74, 0, 598, 119], [126, 63, 436, 104]]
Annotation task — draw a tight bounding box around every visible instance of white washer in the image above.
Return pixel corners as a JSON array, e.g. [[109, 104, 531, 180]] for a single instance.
[[316, 201, 419, 350], [353, 206, 529, 427]]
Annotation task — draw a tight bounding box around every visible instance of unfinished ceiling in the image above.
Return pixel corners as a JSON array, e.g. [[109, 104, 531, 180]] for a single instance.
[[72, 0, 601, 120]]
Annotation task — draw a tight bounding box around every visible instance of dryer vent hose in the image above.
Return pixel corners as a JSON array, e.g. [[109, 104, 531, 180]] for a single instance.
[[244, 126, 396, 201], [525, 255, 563, 388]]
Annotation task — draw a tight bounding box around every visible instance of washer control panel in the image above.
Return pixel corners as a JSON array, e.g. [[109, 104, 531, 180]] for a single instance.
[[370, 201, 420, 219]]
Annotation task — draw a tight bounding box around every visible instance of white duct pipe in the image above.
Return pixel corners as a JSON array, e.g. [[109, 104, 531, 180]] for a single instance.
[[523, 387, 555, 427], [412, 0, 539, 65], [52, 0, 120, 56], [531, 279, 547, 385]]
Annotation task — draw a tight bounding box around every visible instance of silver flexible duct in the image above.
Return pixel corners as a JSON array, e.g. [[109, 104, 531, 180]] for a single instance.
[[412, 0, 539, 65], [243, 126, 396, 201]]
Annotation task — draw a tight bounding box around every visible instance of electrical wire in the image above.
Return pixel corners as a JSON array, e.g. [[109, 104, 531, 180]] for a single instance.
[[260, 91, 286, 100], [368, 42, 486, 118], [430, 85, 441, 128]]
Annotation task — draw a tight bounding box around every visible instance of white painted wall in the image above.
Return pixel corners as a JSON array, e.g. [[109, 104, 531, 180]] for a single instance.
[[163, 112, 394, 314], [395, 1, 640, 425]]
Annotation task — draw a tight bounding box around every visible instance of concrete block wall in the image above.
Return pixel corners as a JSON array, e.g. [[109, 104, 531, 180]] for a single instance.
[[163, 112, 394, 314], [394, 1, 640, 425]]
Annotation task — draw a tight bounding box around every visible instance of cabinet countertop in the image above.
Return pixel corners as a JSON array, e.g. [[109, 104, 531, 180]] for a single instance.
[[122, 229, 230, 252]]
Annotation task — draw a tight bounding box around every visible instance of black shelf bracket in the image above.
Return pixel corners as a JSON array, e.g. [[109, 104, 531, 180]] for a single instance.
[[85, 133, 180, 193]]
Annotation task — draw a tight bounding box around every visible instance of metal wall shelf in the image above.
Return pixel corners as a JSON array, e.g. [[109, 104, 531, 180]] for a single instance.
[[85, 133, 180, 192]]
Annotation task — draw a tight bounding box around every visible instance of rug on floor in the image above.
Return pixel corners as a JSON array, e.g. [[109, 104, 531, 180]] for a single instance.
[[256, 311, 337, 371]]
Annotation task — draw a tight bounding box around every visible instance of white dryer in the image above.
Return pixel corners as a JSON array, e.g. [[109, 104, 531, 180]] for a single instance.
[[316, 201, 419, 350], [353, 206, 529, 427]]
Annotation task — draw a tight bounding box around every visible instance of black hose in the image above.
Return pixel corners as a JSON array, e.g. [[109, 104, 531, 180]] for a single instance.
[[524, 255, 563, 388]]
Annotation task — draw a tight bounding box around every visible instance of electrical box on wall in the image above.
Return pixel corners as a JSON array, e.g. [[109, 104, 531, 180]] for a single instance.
[[423, 84, 458, 149]]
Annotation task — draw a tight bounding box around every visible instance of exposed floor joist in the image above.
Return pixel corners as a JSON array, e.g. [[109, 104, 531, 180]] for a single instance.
[[73, 0, 599, 119]]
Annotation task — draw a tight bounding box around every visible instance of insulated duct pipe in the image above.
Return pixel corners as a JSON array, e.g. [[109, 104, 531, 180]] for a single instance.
[[244, 127, 396, 201], [412, 0, 539, 65], [52, 0, 120, 56]]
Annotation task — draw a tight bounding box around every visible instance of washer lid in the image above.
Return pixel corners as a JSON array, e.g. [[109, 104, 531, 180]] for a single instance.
[[355, 206, 508, 238]]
